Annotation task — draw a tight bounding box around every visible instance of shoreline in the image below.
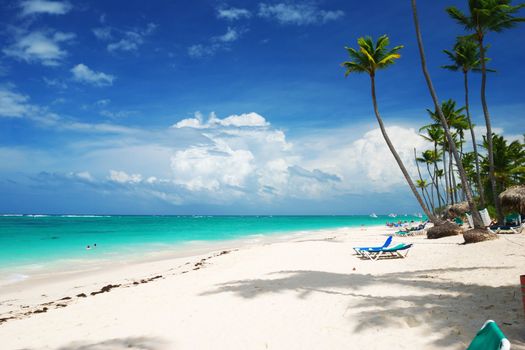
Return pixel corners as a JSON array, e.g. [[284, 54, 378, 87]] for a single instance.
[[0, 222, 385, 288], [2, 224, 523, 349]]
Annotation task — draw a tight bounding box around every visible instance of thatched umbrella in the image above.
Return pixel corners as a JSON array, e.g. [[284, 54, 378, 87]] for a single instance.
[[427, 221, 462, 239], [499, 185, 525, 215], [447, 201, 469, 217]]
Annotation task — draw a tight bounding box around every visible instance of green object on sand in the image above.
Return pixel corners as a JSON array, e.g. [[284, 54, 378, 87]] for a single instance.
[[467, 320, 510, 350]]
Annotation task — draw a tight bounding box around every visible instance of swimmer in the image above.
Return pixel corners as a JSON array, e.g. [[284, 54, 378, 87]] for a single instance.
[[86, 245, 91, 250]]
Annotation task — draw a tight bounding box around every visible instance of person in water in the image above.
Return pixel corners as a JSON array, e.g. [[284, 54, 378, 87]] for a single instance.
[[86, 245, 91, 250]]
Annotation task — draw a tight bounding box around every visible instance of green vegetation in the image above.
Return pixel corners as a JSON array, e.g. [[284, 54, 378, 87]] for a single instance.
[[342, 0, 525, 242]]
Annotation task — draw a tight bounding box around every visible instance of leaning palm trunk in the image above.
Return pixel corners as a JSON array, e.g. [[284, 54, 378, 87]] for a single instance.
[[443, 147, 450, 205], [414, 148, 435, 213], [478, 37, 504, 224], [370, 75, 437, 222], [410, 0, 484, 228]]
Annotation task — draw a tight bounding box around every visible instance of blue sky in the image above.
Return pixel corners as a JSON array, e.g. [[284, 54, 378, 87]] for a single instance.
[[1, 0, 524, 215]]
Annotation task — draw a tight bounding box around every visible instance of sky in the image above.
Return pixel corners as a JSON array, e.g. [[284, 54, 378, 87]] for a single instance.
[[0, 0, 524, 215]]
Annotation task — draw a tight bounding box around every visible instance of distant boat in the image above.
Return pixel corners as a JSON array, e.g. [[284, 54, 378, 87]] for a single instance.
[[388, 213, 397, 218], [369, 213, 378, 218]]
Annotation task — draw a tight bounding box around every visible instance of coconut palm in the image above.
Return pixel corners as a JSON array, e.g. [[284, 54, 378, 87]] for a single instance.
[[423, 100, 467, 206], [416, 179, 432, 213], [419, 125, 445, 208], [446, 0, 525, 223], [442, 36, 488, 205], [410, 0, 485, 230], [341, 35, 437, 222], [481, 134, 525, 197]]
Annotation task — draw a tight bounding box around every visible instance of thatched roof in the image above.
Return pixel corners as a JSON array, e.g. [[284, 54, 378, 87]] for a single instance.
[[499, 185, 525, 215], [427, 221, 462, 239], [447, 201, 469, 217]]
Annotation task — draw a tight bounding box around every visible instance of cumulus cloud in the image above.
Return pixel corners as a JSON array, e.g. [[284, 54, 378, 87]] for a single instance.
[[173, 112, 268, 129], [3, 30, 75, 66], [20, 0, 72, 16], [71, 64, 115, 86], [109, 170, 143, 184], [258, 3, 344, 25], [217, 7, 251, 20]]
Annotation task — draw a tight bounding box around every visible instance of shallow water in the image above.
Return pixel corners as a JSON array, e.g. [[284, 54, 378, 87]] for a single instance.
[[0, 215, 422, 278]]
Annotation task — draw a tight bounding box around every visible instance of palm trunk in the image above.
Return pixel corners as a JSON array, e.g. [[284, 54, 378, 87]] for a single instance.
[[425, 163, 436, 210], [433, 144, 444, 208], [478, 34, 504, 224], [410, 0, 484, 228], [370, 74, 437, 222], [464, 64, 484, 206], [414, 148, 435, 213], [443, 147, 450, 205]]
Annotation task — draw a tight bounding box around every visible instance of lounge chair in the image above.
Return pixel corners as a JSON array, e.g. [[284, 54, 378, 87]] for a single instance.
[[353, 236, 393, 255], [466, 209, 492, 228], [454, 217, 464, 225], [467, 320, 510, 350], [479, 208, 492, 227], [360, 243, 413, 261]]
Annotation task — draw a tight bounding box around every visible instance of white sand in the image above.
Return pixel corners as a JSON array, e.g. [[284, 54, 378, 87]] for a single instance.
[[1, 226, 524, 349]]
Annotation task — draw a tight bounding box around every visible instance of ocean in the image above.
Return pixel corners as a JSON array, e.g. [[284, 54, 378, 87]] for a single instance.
[[0, 214, 422, 282]]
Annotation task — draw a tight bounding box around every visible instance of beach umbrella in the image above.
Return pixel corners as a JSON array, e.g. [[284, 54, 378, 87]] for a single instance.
[[499, 185, 525, 215]]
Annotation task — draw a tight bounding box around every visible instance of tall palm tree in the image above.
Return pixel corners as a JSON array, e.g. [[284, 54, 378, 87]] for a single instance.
[[410, 0, 485, 229], [442, 36, 487, 205], [481, 134, 525, 197], [419, 125, 445, 209], [341, 35, 437, 222], [446, 0, 525, 224], [414, 148, 435, 212]]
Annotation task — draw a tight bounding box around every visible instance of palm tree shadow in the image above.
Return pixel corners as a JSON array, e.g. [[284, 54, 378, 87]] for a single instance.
[[201, 266, 525, 348], [55, 336, 166, 350]]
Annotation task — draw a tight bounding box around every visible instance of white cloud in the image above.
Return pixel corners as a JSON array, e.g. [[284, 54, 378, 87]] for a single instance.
[[71, 64, 115, 87], [95, 99, 111, 106], [98, 23, 157, 53], [217, 7, 251, 20], [92, 27, 112, 40], [3, 30, 75, 66], [173, 112, 269, 129], [43, 77, 67, 89], [187, 27, 243, 58], [171, 146, 254, 191], [109, 170, 143, 184], [258, 3, 344, 25], [214, 27, 241, 43], [0, 87, 30, 118], [20, 0, 72, 16]]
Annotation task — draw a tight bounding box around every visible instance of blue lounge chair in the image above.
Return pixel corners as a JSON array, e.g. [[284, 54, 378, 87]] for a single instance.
[[361, 243, 413, 261], [353, 236, 393, 255], [467, 320, 510, 350]]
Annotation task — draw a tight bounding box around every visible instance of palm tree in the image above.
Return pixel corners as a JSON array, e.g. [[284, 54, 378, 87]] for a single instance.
[[446, 0, 525, 224], [416, 179, 432, 213], [481, 134, 525, 197], [423, 100, 467, 206], [442, 36, 487, 205], [341, 35, 437, 222], [410, 0, 485, 229], [414, 148, 435, 212], [419, 125, 445, 209]]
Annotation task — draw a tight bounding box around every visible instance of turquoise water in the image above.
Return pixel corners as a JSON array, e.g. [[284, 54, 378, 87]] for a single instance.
[[0, 215, 423, 272]]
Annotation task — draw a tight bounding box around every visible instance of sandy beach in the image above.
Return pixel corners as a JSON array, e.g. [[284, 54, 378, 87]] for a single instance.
[[1, 225, 524, 350]]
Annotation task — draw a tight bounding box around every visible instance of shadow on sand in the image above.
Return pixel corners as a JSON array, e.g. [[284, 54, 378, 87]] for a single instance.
[[201, 266, 525, 348], [55, 337, 166, 350]]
